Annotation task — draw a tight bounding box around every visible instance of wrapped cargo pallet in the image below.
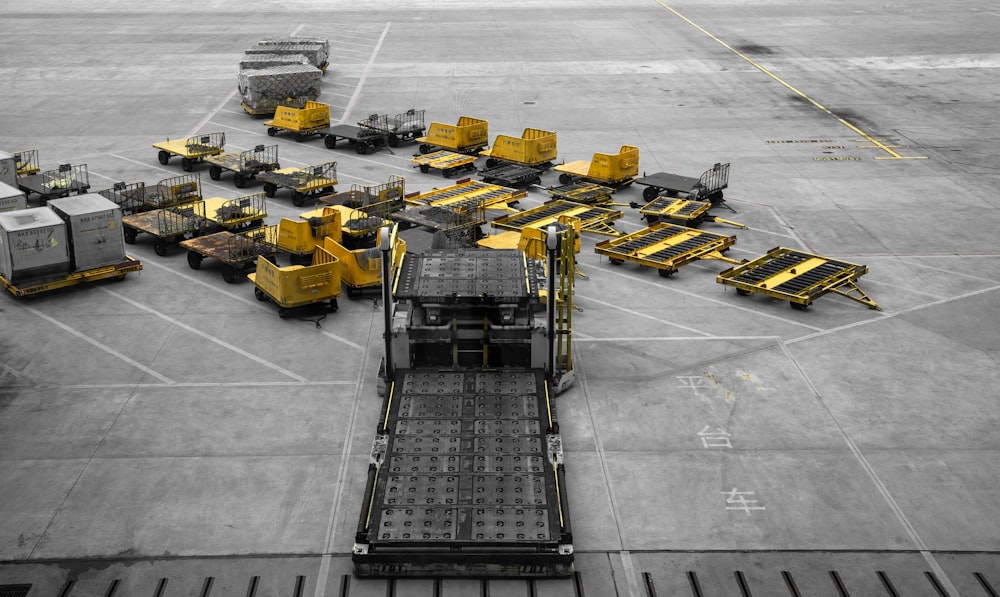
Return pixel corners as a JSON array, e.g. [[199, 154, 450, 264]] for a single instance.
[[48, 194, 126, 272], [246, 38, 330, 71], [0, 181, 27, 212], [0, 206, 71, 284], [238, 64, 322, 115], [239, 52, 312, 70]]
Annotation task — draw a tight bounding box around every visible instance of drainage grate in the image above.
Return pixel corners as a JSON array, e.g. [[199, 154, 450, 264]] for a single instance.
[[0, 586, 31, 597]]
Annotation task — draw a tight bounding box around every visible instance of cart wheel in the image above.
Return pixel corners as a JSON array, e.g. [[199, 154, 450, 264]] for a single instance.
[[157, 150, 170, 165], [532, 177, 542, 186], [328, 298, 339, 312], [346, 285, 358, 298], [278, 307, 290, 319], [263, 182, 277, 198], [233, 173, 246, 189], [643, 186, 659, 201], [710, 191, 724, 204], [355, 141, 370, 155], [485, 158, 497, 168], [324, 136, 336, 149], [254, 287, 267, 301], [209, 165, 222, 181], [559, 173, 573, 184], [186, 251, 203, 270], [790, 301, 809, 311], [419, 164, 430, 174], [736, 288, 750, 296], [419, 144, 432, 154], [388, 134, 400, 148], [181, 158, 193, 172], [658, 269, 675, 278], [267, 127, 277, 137], [222, 266, 240, 284], [123, 228, 137, 244], [442, 167, 454, 178], [292, 192, 306, 207], [609, 259, 623, 265], [153, 239, 169, 257]]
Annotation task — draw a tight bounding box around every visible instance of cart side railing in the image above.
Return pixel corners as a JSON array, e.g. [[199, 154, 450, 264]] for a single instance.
[[185, 132, 226, 155], [99, 181, 148, 214], [158, 201, 208, 237], [226, 227, 276, 262], [240, 145, 280, 173], [696, 162, 730, 197], [351, 175, 406, 215], [214, 192, 267, 227], [147, 174, 202, 209], [13, 149, 39, 176], [305, 161, 338, 186], [42, 164, 89, 194]]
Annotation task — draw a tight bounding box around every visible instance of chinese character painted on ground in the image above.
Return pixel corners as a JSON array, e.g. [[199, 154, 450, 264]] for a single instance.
[[722, 488, 766, 516], [697, 426, 732, 448], [676, 375, 711, 390]]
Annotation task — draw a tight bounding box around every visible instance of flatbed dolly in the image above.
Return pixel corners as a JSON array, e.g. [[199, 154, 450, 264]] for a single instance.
[[411, 150, 478, 178], [98, 181, 150, 215], [18, 163, 90, 204], [546, 181, 616, 206], [1, 257, 142, 298], [479, 162, 543, 188], [299, 204, 390, 249], [13, 149, 39, 176], [358, 109, 426, 147], [636, 162, 730, 203], [630, 196, 745, 229], [205, 144, 279, 189], [321, 123, 390, 154], [122, 202, 210, 256], [491, 199, 623, 237], [717, 246, 881, 310], [152, 132, 226, 172], [258, 161, 337, 207], [594, 221, 740, 277], [180, 227, 276, 284]]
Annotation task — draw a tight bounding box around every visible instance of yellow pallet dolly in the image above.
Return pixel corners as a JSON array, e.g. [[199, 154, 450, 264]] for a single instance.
[[152, 132, 226, 171], [632, 196, 745, 229], [411, 150, 478, 178], [258, 162, 338, 207], [717, 247, 881, 310], [546, 181, 616, 207], [1, 257, 142, 298], [201, 194, 268, 231], [404, 179, 525, 212], [491, 199, 623, 237], [594, 221, 740, 277]]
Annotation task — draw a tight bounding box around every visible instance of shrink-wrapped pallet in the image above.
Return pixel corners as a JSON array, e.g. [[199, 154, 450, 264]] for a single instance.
[[246, 38, 329, 70], [238, 64, 322, 113], [239, 52, 311, 70]]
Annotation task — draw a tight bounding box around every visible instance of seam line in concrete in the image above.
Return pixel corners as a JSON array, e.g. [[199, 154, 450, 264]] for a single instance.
[[339, 22, 390, 124]]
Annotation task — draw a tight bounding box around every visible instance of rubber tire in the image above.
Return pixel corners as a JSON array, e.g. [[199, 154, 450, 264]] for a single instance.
[[233, 173, 246, 189], [419, 144, 432, 154], [658, 269, 675, 278], [329, 298, 339, 312], [263, 182, 277, 198], [186, 251, 203, 270], [643, 186, 659, 201], [153, 239, 168, 257], [157, 150, 170, 165], [355, 141, 370, 155], [324, 136, 336, 149], [292, 193, 305, 207], [254, 287, 267, 301], [278, 307, 290, 319], [736, 288, 750, 296], [209, 165, 222, 181], [267, 127, 277, 137], [123, 228, 137, 244], [222, 266, 239, 284], [790, 302, 809, 311], [419, 164, 430, 173], [442, 167, 454, 178], [181, 158, 193, 172], [388, 134, 400, 148], [559, 173, 572, 184]]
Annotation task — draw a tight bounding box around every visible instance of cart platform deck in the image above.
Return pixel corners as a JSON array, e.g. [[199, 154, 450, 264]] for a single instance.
[[1, 257, 142, 298], [320, 124, 389, 154], [716, 246, 881, 310], [479, 163, 543, 187], [594, 221, 739, 277], [545, 181, 615, 206], [258, 162, 337, 206], [202, 194, 267, 230], [632, 197, 745, 229], [492, 199, 623, 236], [411, 150, 478, 178]]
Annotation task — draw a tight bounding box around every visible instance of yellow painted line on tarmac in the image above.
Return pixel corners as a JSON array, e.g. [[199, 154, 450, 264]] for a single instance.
[[653, 0, 927, 160]]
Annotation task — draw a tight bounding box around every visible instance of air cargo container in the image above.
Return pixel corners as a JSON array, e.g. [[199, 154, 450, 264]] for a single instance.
[[0, 206, 71, 284], [48, 194, 126, 272]]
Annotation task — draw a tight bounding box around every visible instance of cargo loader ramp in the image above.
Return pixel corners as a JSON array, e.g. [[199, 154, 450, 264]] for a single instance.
[[594, 221, 740, 277], [717, 246, 881, 310], [356, 237, 576, 578]]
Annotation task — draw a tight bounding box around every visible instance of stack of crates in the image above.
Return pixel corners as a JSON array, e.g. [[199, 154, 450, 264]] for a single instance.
[[249, 37, 330, 71], [239, 53, 312, 70]]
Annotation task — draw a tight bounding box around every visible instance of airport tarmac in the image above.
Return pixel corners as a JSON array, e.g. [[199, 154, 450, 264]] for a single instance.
[[1, 1, 998, 596]]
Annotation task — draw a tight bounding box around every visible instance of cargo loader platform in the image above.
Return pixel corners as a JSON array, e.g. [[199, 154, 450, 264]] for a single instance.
[[716, 246, 882, 310], [594, 221, 740, 277]]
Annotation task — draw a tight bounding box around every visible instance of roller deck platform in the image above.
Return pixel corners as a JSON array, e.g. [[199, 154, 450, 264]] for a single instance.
[[717, 246, 881, 310], [411, 150, 478, 178], [636, 162, 730, 203], [404, 179, 525, 212], [632, 196, 745, 228], [594, 221, 739, 277], [546, 181, 615, 206], [478, 163, 543, 187], [491, 199, 623, 236]]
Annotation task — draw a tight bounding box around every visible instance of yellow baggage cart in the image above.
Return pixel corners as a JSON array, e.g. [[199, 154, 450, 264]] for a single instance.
[[152, 132, 226, 171], [416, 115, 489, 154], [249, 245, 342, 318], [554, 145, 639, 189]]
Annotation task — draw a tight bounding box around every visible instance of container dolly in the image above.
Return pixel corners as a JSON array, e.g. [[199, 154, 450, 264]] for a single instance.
[[1, 257, 143, 298], [717, 247, 881, 311], [358, 109, 426, 147], [205, 144, 280, 189], [121, 201, 210, 256], [18, 163, 90, 204], [320, 122, 390, 154], [98, 174, 203, 216], [594, 221, 741, 277], [478, 162, 543, 188], [636, 162, 730, 204], [491, 199, 623, 237], [263, 101, 389, 153], [13, 149, 39, 176], [249, 244, 342, 318], [180, 225, 276, 284], [630, 196, 746, 229], [411, 150, 478, 178], [546, 181, 616, 207], [402, 179, 524, 215], [554, 145, 639, 190], [152, 131, 226, 172], [258, 161, 337, 207]]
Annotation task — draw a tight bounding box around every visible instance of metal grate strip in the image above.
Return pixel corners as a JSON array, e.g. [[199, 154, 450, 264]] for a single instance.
[[0, 585, 32, 597]]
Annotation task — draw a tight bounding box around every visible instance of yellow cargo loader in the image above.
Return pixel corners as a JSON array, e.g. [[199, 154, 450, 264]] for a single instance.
[[554, 145, 639, 189]]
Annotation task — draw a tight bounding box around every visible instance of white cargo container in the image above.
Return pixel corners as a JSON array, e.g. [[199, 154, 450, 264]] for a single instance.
[[0, 181, 27, 212], [0, 151, 17, 187], [0, 206, 71, 283], [48, 194, 126, 272]]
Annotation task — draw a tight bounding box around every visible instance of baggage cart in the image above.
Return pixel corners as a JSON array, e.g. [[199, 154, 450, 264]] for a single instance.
[[180, 226, 276, 283], [479, 127, 557, 168], [320, 123, 389, 154], [258, 161, 337, 207], [479, 162, 543, 188], [152, 132, 226, 171], [716, 246, 881, 310], [636, 162, 730, 203], [263, 101, 331, 140], [322, 227, 405, 297], [249, 245, 342, 318], [546, 181, 616, 206], [205, 144, 280, 189], [1, 256, 142, 298], [13, 149, 39, 176], [121, 201, 209, 256], [358, 109, 426, 147], [554, 145, 639, 189], [98, 181, 149, 215], [411, 150, 477, 178], [301, 204, 389, 248], [416, 115, 489, 154], [202, 193, 268, 231], [18, 163, 90, 204], [630, 196, 745, 229], [141, 174, 203, 210], [594, 221, 740, 277]]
